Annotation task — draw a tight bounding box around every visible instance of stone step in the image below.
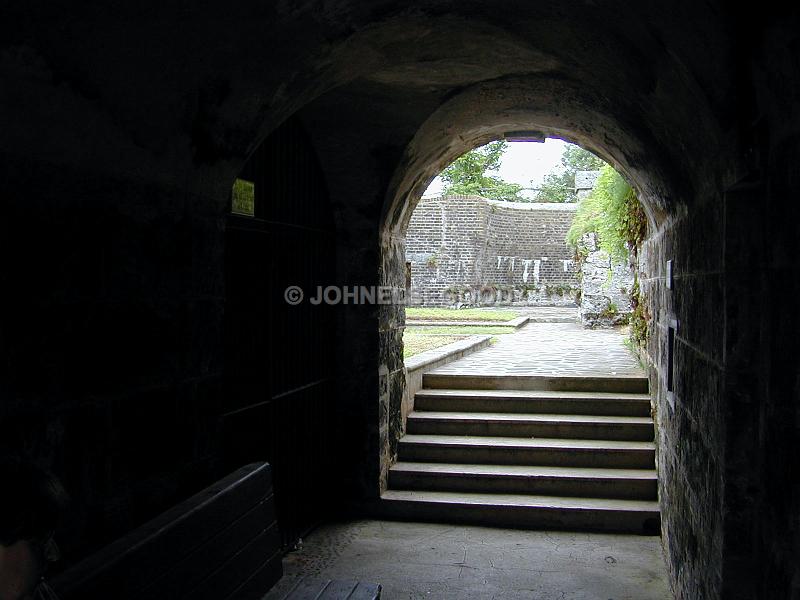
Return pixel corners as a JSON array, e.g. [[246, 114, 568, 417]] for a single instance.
[[380, 490, 660, 535], [422, 373, 649, 393], [414, 389, 652, 417], [398, 435, 655, 469], [389, 462, 658, 500], [406, 411, 654, 441]]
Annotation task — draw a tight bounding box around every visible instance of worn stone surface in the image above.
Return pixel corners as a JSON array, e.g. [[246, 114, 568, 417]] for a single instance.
[[578, 234, 635, 328], [377, 233, 409, 493], [266, 519, 671, 600]]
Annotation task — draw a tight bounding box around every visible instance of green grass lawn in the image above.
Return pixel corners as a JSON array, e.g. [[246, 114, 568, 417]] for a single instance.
[[403, 333, 469, 358], [407, 326, 516, 335], [403, 325, 515, 358], [406, 307, 518, 322]]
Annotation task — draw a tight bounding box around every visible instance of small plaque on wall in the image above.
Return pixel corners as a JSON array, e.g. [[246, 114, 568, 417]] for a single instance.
[[666, 260, 673, 289]]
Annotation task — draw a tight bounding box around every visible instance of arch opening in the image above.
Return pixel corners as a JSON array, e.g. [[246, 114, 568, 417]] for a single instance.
[[378, 121, 661, 485]]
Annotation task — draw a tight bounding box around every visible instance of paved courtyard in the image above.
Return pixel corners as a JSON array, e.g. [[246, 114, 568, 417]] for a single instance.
[[428, 321, 644, 379]]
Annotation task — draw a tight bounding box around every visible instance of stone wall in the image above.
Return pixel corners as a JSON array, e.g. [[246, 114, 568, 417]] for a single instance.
[[638, 195, 727, 600], [578, 233, 635, 327], [406, 195, 579, 306], [575, 170, 600, 199]]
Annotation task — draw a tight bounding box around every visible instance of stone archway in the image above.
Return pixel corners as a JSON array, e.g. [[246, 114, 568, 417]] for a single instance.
[[378, 79, 671, 473], [4, 3, 799, 597], [373, 68, 744, 598]]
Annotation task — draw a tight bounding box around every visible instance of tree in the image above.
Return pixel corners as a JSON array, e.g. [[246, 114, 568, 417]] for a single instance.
[[534, 144, 605, 203], [440, 141, 525, 201]]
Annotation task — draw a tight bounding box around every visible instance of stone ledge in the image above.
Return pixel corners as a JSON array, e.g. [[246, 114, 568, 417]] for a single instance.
[[485, 198, 580, 211], [405, 335, 493, 373]]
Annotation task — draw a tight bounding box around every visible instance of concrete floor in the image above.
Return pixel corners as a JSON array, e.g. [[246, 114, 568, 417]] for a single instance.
[[264, 519, 672, 600]]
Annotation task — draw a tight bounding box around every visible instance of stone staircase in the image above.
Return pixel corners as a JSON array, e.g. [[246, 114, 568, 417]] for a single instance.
[[381, 371, 660, 534]]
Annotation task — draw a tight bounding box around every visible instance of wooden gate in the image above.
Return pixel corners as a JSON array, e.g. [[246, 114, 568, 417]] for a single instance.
[[223, 116, 336, 549]]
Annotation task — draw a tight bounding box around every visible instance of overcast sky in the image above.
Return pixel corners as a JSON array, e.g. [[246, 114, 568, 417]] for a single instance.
[[423, 137, 571, 199]]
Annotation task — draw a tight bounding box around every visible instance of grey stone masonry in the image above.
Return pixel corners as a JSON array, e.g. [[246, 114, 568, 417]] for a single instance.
[[575, 170, 601, 199], [406, 195, 580, 307]]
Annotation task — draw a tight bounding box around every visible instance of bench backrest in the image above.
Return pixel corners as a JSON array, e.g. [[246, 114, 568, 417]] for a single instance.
[[52, 463, 282, 600]]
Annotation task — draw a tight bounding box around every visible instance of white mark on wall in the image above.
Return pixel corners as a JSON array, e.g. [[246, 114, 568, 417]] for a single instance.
[[522, 259, 532, 283], [563, 259, 574, 272], [495, 255, 517, 274], [533, 259, 541, 285]]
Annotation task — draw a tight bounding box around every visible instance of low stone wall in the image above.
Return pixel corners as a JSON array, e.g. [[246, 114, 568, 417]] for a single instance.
[[406, 195, 579, 307]]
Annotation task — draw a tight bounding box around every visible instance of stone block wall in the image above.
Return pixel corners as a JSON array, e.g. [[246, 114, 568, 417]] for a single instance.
[[578, 233, 635, 327], [406, 195, 579, 306], [638, 194, 727, 599], [575, 170, 600, 199], [405, 195, 486, 305]]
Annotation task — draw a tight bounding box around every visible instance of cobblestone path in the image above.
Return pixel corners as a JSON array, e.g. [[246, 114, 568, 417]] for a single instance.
[[427, 322, 645, 378]]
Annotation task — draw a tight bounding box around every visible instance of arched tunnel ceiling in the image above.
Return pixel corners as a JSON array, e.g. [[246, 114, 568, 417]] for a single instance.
[[289, 4, 745, 233], [378, 75, 678, 237], [2, 1, 747, 209]]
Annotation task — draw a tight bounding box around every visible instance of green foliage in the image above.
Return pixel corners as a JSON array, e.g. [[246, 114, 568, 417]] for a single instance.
[[403, 325, 515, 358], [601, 302, 619, 317], [441, 141, 525, 201], [402, 332, 467, 358], [562, 144, 606, 171], [534, 144, 605, 203], [545, 284, 575, 297], [565, 165, 646, 264], [619, 185, 648, 257], [231, 178, 254, 216], [629, 278, 649, 347], [535, 171, 574, 203]]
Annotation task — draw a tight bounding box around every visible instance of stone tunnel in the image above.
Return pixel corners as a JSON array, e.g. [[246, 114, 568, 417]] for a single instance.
[[1, 3, 799, 598]]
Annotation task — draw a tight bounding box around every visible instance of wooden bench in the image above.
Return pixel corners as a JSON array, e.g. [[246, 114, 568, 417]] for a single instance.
[[281, 578, 381, 599], [52, 463, 282, 600]]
